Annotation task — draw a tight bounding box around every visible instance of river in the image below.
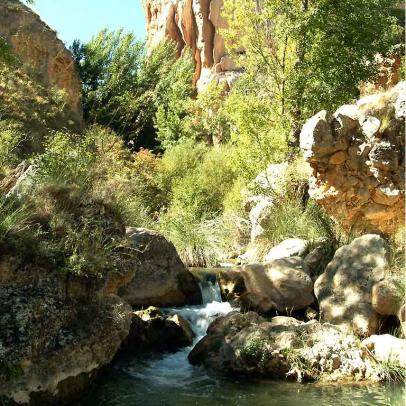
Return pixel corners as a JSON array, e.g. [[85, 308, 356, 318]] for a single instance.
[[82, 279, 406, 406]]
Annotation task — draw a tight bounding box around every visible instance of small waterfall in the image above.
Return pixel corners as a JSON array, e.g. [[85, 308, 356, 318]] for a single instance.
[[199, 278, 223, 304], [130, 278, 233, 388], [171, 280, 232, 339]]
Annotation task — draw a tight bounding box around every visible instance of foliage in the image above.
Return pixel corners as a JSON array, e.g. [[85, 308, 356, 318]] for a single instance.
[[0, 37, 15, 65], [0, 121, 28, 173], [1, 128, 151, 276], [157, 209, 234, 267], [376, 359, 406, 383], [222, 0, 402, 146], [154, 51, 195, 148], [71, 32, 193, 150], [34, 131, 95, 188], [224, 80, 289, 181], [180, 82, 230, 145], [0, 196, 31, 247], [155, 141, 241, 266], [168, 145, 236, 219], [0, 62, 70, 152]]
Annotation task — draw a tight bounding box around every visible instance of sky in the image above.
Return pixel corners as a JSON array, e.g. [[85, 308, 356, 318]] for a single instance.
[[30, 0, 146, 46]]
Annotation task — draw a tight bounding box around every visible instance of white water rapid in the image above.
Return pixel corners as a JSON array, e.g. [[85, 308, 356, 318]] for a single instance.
[[130, 278, 233, 388]]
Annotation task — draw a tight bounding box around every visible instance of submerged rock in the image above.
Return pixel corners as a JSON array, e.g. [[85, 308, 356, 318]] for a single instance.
[[118, 228, 202, 307]]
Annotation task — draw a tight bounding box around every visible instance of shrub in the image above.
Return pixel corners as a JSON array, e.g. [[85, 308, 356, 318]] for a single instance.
[[0, 196, 31, 247], [168, 145, 237, 219], [0, 120, 28, 174], [158, 209, 234, 267], [34, 131, 95, 189]]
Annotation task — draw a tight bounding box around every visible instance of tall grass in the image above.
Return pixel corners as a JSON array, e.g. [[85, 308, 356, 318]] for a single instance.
[[0, 196, 31, 246], [157, 210, 238, 267]]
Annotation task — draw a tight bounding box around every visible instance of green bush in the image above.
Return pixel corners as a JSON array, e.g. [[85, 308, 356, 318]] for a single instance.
[[0, 196, 31, 247], [0, 121, 28, 174], [168, 144, 237, 219], [158, 209, 234, 267]]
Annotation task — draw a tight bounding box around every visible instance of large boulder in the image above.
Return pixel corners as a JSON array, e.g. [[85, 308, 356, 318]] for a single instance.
[[363, 334, 406, 368], [0, 277, 132, 404], [314, 234, 388, 336], [118, 228, 202, 307], [124, 307, 195, 353], [236, 258, 314, 313], [264, 238, 308, 262], [372, 277, 404, 316], [188, 312, 383, 382], [300, 82, 405, 234]]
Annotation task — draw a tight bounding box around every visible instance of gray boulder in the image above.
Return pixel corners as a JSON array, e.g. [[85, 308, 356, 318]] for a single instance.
[[118, 228, 202, 307], [314, 234, 388, 336]]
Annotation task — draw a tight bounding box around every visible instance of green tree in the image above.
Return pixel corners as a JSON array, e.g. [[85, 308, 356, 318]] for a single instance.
[[223, 0, 402, 146], [70, 31, 189, 150], [154, 51, 195, 149]]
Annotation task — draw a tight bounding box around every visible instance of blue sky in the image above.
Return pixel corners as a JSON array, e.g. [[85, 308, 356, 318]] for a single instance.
[[30, 0, 146, 46]]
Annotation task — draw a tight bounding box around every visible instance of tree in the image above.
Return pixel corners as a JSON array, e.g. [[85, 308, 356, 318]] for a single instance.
[[70, 31, 189, 150], [223, 0, 403, 146]]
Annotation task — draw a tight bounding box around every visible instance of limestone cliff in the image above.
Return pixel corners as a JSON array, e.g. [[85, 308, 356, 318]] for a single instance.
[[300, 82, 405, 235], [0, 0, 82, 125], [142, 0, 240, 91]]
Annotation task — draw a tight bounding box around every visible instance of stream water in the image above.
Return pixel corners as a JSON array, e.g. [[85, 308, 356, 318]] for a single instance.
[[82, 279, 406, 406]]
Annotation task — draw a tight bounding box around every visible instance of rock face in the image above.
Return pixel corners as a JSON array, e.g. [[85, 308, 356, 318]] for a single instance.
[[234, 258, 314, 314], [118, 228, 202, 307], [0, 0, 82, 124], [142, 0, 240, 91], [300, 82, 405, 235], [314, 234, 388, 336], [0, 262, 133, 404], [188, 311, 382, 382], [0, 227, 200, 404]]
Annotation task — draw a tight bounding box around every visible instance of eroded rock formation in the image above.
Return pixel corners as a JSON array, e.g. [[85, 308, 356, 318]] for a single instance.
[[118, 227, 202, 307], [142, 0, 240, 91], [0, 227, 201, 404], [300, 82, 405, 235], [188, 312, 387, 382], [314, 234, 389, 336], [0, 0, 82, 124]]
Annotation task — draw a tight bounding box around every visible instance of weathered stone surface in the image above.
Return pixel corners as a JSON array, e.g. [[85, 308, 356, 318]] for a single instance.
[[0, 275, 132, 404], [124, 307, 195, 352], [300, 82, 405, 234], [303, 243, 335, 281], [363, 334, 406, 368], [217, 269, 246, 301], [142, 0, 241, 91], [0, 228, 200, 403], [314, 234, 388, 336], [372, 278, 403, 316], [399, 304, 406, 337], [264, 238, 308, 262], [236, 258, 314, 313], [189, 311, 383, 382], [118, 228, 202, 307], [0, 0, 82, 124]]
